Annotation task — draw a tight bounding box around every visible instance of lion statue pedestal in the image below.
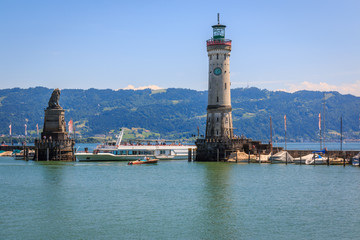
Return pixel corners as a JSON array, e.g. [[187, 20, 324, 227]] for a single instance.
[[35, 88, 75, 161]]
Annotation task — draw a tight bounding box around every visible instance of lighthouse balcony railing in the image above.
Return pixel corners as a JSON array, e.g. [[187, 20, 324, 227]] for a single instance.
[[206, 39, 232, 46]]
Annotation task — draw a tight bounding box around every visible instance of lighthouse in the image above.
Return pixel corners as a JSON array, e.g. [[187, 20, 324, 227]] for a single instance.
[[205, 14, 233, 140], [195, 14, 272, 161]]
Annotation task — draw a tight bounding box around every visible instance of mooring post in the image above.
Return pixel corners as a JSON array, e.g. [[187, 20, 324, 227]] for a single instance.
[[343, 151, 346, 167], [236, 151, 238, 163], [327, 153, 330, 166], [188, 148, 192, 162], [36, 148, 38, 161], [46, 148, 49, 161], [217, 148, 219, 162]]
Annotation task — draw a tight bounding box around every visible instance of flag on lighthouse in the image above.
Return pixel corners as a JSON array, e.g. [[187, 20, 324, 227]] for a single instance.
[[319, 113, 321, 130], [9, 124, 11, 135], [24, 124, 27, 136], [284, 115, 287, 131], [68, 119, 73, 133]]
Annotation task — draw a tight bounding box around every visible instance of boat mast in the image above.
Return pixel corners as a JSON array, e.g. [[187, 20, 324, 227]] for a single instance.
[[323, 92, 326, 150], [116, 128, 124, 146], [340, 116, 343, 152], [270, 116, 273, 153]]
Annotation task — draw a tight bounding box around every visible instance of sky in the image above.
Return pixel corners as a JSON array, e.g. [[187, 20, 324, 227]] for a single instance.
[[1, 0, 360, 95]]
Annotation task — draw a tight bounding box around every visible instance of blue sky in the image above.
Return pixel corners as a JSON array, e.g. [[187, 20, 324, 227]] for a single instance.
[[1, 0, 360, 95]]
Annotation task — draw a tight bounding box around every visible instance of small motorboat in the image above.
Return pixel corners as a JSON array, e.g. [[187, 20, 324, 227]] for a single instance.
[[128, 157, 158, 165]]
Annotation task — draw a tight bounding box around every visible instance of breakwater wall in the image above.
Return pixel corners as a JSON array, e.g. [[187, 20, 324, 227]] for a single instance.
[[286, 150, 359, 159], [0, 145, 35, 151]]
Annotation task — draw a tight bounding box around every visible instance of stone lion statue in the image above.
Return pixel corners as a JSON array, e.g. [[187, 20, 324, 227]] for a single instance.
[[48, 88, 62, 109]]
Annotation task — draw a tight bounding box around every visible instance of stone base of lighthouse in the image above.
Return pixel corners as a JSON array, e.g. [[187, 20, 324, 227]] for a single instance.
[[195, 137, 272, 162]]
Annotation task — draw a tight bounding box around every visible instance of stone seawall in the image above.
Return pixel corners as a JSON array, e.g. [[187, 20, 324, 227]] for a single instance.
[[286, 150, 359, 159]]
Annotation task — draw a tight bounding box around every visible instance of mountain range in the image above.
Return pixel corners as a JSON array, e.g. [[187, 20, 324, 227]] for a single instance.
[[0, 87, 359, 142]]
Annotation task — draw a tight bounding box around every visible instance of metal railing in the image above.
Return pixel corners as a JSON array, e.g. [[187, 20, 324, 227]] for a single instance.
[[206, 39, 232, 46]]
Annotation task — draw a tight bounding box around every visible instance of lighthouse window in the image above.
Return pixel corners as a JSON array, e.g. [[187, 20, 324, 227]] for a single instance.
[[225, 83, 227, 89], [224, 54, 226, 59], [217, 54, 219, 60], [216, 130, 219, 135], [217, 117, 219, 122], [217, 96, 219, 102]]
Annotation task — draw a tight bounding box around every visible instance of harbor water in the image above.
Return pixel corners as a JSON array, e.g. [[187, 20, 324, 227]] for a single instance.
[[1, 151, 360, 240]]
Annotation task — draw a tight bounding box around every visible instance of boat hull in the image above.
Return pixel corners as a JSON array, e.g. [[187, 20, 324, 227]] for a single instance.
[[128, 159, 158, 165], [76, 153, 190, 161]]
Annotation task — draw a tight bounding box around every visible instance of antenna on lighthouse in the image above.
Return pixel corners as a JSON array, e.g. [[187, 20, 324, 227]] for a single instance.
[[217, 13, 220, 24]]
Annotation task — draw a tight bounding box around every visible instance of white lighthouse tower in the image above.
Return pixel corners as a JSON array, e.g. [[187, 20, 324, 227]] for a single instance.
[[195, 14, 272, 161], [205, 14, 233, 139]]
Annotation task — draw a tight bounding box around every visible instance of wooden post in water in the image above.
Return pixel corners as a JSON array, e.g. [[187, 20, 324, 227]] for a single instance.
[[36, 147, 38, 161], [59, 144, 62, 161], [236, 151, 238, 163], [217, 148, 219, 162], [46, 148, 49, 161], [327, 153, 329, 166], [188, 148, 192, 162]]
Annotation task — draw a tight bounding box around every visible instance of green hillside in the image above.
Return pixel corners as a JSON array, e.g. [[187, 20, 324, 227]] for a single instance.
[[0, 87, 359, 142]]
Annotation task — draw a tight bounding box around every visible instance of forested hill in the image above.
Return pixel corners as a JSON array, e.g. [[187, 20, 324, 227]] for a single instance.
[[0, 87, 359, 142]]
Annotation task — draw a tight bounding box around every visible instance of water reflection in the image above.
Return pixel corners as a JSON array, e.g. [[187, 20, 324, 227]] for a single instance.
[[196, 162, 240, 239], [35, 162, 78, 235]]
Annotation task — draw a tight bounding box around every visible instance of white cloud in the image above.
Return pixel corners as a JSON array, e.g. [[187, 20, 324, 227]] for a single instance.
[[280, 80, 360, 96], [118, 85, 164, 91]]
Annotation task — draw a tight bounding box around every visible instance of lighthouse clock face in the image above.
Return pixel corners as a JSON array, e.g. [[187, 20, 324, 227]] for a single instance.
[[213, 67, 222, 76]]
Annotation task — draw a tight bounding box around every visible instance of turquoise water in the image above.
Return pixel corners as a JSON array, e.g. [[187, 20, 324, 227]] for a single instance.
[[1, 156, 360, 239]]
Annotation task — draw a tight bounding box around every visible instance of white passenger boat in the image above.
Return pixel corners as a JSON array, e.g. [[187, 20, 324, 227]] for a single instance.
[[75, 129, 196, 161]]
